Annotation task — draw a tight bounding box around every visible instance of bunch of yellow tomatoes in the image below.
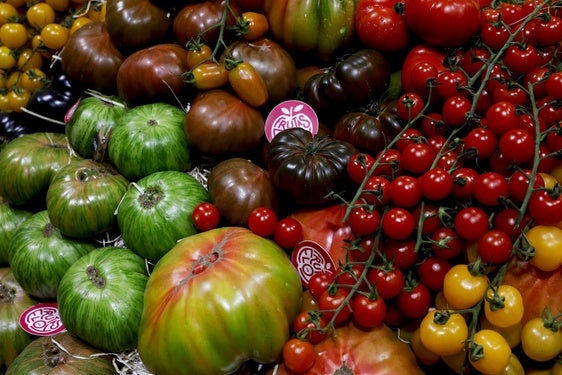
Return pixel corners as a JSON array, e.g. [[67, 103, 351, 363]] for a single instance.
[[0, 0, 105, 112]]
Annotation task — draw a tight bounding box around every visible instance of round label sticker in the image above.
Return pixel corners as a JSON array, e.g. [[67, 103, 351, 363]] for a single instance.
[[19, 302, 66, 336], [291, 240, 336, 288], [264, 100, 319, 142]]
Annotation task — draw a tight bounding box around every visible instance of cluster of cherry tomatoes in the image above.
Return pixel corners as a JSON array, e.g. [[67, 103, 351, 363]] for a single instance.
[[0, 0, 104, 112]]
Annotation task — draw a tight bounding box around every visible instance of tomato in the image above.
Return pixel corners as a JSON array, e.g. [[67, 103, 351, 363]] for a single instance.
[[403, 0, 480, 47], [0, 45, 16, 70], [443, 263, 489, 309], [307, 272, 335, 301], [477, 229, 513, 265], [45, 0, 70, 12], [383, 239, 419, 270], [502, 43, 540, 75], [485, 101, 519, 135], [521, 314, 562, 362], [0, 22, 27, 49], [348, 205, 380, 237], [293, 310, 328, 344], [525, 225, 562, 272], [6, 89, 31, 112], [282, 338, 316, 373], [0, 3, 18, 26], [373, 148, 404, 178], [347, 152, 376, 185], [528, 189, 562, 226], [381, 207, 415, 240], [479, 316, 522, 349], [16, 49, 43, 70], [186, 62, 229, 90], [412, 203, 442, 236], [389, 175, 422, 208], [274, 217, 304, 249], [247, 207, 278, 238], [410, 328, 441, 366], [400, 142, 437, 175], [396, 92, 425, 122], [26, 2, 56, 29], [359, 175, 392, 207], [463, 127, 498, 160], [40, 22, 69, 50], [469, 329, 512, 375], [351, 294, 387, 328], [19, 68, 47, 93], [509, 169, 545, 204], [355, 1, 410, 52], [191, 202, 221, 232], [434, 69, 470, 103], [227, 60, 269, 107], [367, 266, 405, 299], [545, 71, 562, 100], [431, 227, 464, 260], [441, 95, 471, 128], [396, 282, 431, 319], [419, 310, 468, 356], [186, 43, 213, 69], [318, 287, 352, 324], [480, 22, 510, 50], [419, 167, 454, 201], [418, 256, 452, 291], [492, 207, 530, 242], [238, 11, 269, 40], [453, 206, 489, 241], [483, 285, 524, 329]]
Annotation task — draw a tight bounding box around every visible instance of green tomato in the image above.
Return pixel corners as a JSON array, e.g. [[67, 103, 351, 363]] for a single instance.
[[138, 227, 303, 375]]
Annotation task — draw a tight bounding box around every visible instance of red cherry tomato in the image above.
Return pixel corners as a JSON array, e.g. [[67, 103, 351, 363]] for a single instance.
[[274, 217, 304, 249], [192, 202, 221, 231], [351, 294, 387, 328], [247, 207, 278, 237]]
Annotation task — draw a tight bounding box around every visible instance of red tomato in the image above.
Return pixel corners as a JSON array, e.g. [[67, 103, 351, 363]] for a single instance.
[[355, 1, 410, 52], [396, 92, 425, 122], [441, 95, 471, 128], [454, 206, 489, 241], [396, 282, 432, 319], [472, 171, 509, 206], [478, 229, 513, 264], [418, 256, 452, 291], [348, 206, 381, 237], [383, 239, 419, 270], [528, 189, 562, 225], [274, 217, 304, 249], [463, 127, 498, 160], [247, 207, 278, 237], [389, 175, 422, 208], [308, 271, 336, 301], [431, 227, 464, 260], [452, 167, 480, 200], [367, 265, 405, 299], [293, 310, 328, 344], [351, 294, 387, 328], [419, 167, 454, 201], [318, 287, 352, 323], [502, 44, 540, 75], [359, 175, 392, 207], [192, 202, 221, 232], [485, 101, 520, 134], [282, 338, 316, 373], [381, 207, 416, 240], [347, 152, 376, 184], [545, 71, 562, 100], [508, 169, 545, 203], [403, 0, 481, 47], [400, 142, 437, 175]]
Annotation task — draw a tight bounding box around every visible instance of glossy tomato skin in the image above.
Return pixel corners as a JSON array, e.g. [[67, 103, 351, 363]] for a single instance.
[[355, 1, 410, 52], [264, 0, 356, 60], [61, 22, 124, 93], [138, 227, 303, 375], [105, 0, 171, 52], [116, 43, 190, 107], [404, 0, 481, 47], [267, 128, 358, 206]]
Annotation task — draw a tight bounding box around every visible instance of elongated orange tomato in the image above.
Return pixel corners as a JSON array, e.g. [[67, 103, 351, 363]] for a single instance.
[[186, 44, 213, 69], [188, 62, 229, 90], [240, 11, 269, 40], [228, 61, 268, 107]]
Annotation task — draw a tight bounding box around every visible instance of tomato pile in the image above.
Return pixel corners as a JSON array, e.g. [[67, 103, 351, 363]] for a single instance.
[[1, 0, 562, 374]]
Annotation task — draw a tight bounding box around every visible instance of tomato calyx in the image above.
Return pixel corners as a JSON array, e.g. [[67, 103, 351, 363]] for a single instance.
[[541, 306, 562, 332], [483, 285, 506, 312]]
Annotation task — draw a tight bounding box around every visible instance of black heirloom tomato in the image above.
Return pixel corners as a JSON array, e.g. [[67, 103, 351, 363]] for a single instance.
[[267, 127, 358, 205]]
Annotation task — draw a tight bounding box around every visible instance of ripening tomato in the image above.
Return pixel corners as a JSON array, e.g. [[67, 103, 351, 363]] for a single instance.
[[187, 62, 229, 90], [239, 11, 269, 40], [227, 60, 269, 107]]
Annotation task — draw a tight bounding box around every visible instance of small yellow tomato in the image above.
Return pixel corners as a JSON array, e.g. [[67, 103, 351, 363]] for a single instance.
[[479, 316, 522, 349], [0, 93, 11, 112], [40, 23, 69, 50], [443, 263, 490, 309], [521, 316, 562, 362], [419, 310, 469, 356], [410, 328, 440, 366], [45, 0, 71, 12], [26, 2, 56, 29], [69, 16, 93, 35], [5, 70, 21, 89], [469, 329, 512, 375], [526, 225, 562, 272], [0, 22, 28, 49], [0, 45, 16, 70], [502, 353, 525, 375], [484, 285, 524, 328], [7, 88, 31, 112], [0, 2, 18, 26], [5, 0, 26, 8], [20, 68, 47, 93], [16, 48, 43, 70]]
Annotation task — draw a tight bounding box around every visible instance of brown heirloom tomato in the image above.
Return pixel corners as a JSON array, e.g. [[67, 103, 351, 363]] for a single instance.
[[116, 43, 190, 106], [61, 21, 124, 93], [333, 99, 405, 154], [172, 0, 239, 46], [225, 38, 298, 103], [207, 158, 280, 226], [184, 89, 264, 156], [105, 0, 172, 52], [267, 127, 357, 205]]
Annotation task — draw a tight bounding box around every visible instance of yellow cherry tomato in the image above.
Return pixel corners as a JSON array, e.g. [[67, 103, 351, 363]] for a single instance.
[[443, 263, 490, 309], [521, 315, 562, 362], [7, 88, 31, 112], [239, 11, 269, 40], [469, 329, 512, 375], [540, 172, 559, 189], [0, 45, 16, 70], [69, 16, 93, 35], [502, 353, 525, 375], [186, 43, 213, 69], [0, 2, 18, 26], [16, 48, 43, 70], [227, 60, 268, 107], [419, 310, 469, 356], [5, 70, 21, 89], [26, 2, 56, 29], [0, 22, 28, 49], [40, 23, 69, 50], [188, 62, 229, 90], [45, 0, 71, 12], [525, 225, 562, 272], [548, 161, 562, 185], [20, 68, 47, 93], [484, 285, 524, 328], [410, 328, 441, 366], [0, 93, 11, 112], [480, 316, 522, 349]]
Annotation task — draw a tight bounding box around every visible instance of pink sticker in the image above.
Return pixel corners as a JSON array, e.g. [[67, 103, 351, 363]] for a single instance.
[[291, 240, 336, 288], [264, 100, 319, 142], [19, 303, 66, 336], [63, 97, 82, 123]]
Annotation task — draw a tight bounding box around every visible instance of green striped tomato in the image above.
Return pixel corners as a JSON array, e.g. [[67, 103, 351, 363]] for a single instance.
[[46, 159, 129, 239]]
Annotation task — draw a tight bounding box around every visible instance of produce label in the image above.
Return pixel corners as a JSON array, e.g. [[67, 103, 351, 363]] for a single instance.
[[19, 302, 66, 336], [264, 100, 319, 142], [291, 240, 337, 287]]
